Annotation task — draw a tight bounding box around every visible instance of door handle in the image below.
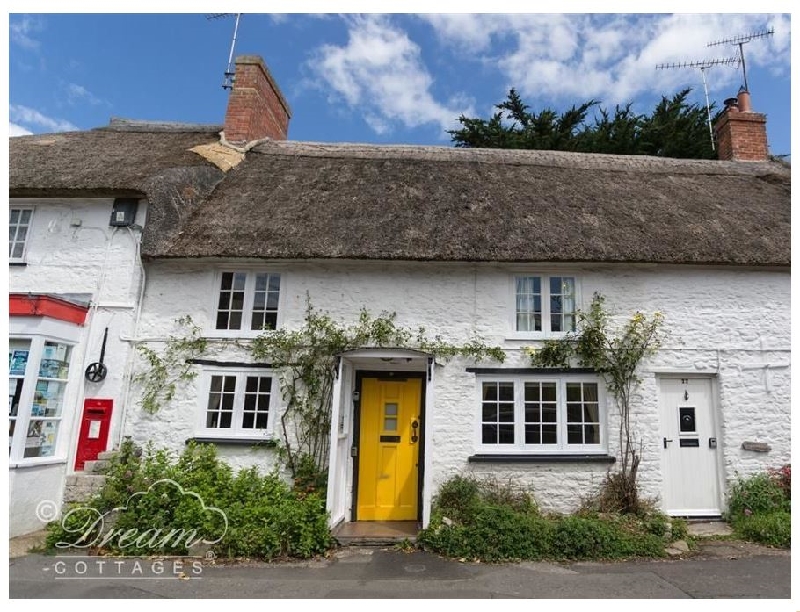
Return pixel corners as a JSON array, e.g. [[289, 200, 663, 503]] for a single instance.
[[411, 419, 419, 444], [663, 437, 673, 449]]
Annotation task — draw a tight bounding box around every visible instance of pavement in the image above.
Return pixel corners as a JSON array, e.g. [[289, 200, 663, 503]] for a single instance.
[[7, 534, 790, 599]]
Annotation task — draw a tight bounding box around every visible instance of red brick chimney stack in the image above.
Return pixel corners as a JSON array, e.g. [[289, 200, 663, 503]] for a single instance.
[[713, 87, 768, 161], [223, 55, 291, 144]]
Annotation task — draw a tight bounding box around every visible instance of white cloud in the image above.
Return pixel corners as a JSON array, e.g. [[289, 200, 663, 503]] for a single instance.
[[10, 15, 44, 50], [66, 83, 108, 106], [9, 105, 79, 133], [420, 14, 791, 107], [9, 123, 33, 137], [308, 15, 474, 137]]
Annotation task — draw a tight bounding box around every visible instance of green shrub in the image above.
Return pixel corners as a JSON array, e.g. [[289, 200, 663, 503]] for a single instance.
[[46, 441, 333, 559], [732, 512, 791, 548], [727, 471, 791, 520], [418, 475, 667, 561]]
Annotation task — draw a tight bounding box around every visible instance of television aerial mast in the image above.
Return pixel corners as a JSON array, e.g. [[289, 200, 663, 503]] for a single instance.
[[656, 57, 741, 151], [707, 28, 774, 92], [207, 13, 242, 90]]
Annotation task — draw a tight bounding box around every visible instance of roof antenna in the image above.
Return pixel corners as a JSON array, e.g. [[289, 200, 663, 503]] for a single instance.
[[707, 28, 774, 92], [207, 13, 242, 90], [656, 57, 741, 151]]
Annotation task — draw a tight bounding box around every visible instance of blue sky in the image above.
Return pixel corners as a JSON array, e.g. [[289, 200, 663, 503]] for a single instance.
[[8, 12, 793, 156]]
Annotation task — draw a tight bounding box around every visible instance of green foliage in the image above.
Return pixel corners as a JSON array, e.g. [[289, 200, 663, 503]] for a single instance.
[[733, 512, 791, 548], [46, 441, 333, 559], [449, 88, 719, 159], [418, 475, 668, 562], [133, 316, 208, 414], [727, 471, 791, 520], [725, 467, 791, 549], [529, 293, 666, 514], [250, 299, 505, 480]]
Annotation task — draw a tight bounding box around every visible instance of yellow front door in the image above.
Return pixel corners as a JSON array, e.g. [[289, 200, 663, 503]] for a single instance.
[[356, 377, 421, 521]]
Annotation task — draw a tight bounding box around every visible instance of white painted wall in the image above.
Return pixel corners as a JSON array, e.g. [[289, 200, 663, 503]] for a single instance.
[[126, 260, 790, 519], [8, 198, 146, 536]]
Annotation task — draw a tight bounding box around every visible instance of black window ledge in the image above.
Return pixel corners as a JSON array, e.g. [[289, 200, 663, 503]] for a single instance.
[[468, 453, 616, 464], [9, 262, 27, 267], [186, 437, 278, 447]]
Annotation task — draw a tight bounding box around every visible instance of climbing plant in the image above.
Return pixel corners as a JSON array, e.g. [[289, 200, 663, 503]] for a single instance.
[[251, 301, 506, 480], [528, 293, 666, 513], [134, 315, 208, 414]]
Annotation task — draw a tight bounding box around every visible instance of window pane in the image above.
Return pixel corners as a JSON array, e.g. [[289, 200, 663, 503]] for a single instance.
[[482, 404, 498, 421], [525, 425, 540, 445], [498, 424, 515, 444], [524, 404, 541, 422], [482, 383, 497, 401], [255, 274, 268, 292], [220, 412, 232, 428], [242, 412, 254, 429], [551, 295, 563, 314], [524, 383, 539, 402], [266, 292, 280, 310], [230, 292, 245, 311], [215, 312, 229, 329], [498, 382, 514, 402], [207, 412, 219, 428], [385, 403, 398, 416], [482, 423, 497, 444], [583, 383, 598, 402], [221, 394, 235, 411], [229, 312, 242, 329], [584, 424, 599, 444], [584, 403, 599, 422], [23, 419, 59, 458], [268, 275, 281, 292], [245, 377, 258, 393], [223, 377, 236, 392], [17, 227, 27, 241], [20, 210, 32, 223], [9, 210, 19, 224], [566, 383, 581, 402], [542, 425, 558, 444], [567, 404, 582, 423], [542, 404, 557, 422], [220, 272, 233, 291], [550, 276, 562, 294], [542, 383, 556, 402], [12, 243, 23, 258], [256, 413, 268, 429], [384, 417, 397, 431], [567, 424, 583, 444], [498, 403, 514, 422], [551, 314, 562, 332], [232, 273, 246, 290]]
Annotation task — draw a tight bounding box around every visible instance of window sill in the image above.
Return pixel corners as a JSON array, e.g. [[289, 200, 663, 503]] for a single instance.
[[9, 261, 27, 267], [187, 437, 278, 447], [468, 454, 615, 464], [10, 458, 67, 469]]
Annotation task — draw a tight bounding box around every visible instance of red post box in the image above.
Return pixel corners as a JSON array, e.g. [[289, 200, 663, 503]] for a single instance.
[[74, 399, 113, 471]]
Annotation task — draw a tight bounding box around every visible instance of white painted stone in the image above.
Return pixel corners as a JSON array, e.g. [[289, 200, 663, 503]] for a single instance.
[[9, 198, 147, 536], [124, 260, 790, 521]]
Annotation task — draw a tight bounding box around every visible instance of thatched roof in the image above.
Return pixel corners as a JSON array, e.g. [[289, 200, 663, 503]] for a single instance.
[[158, 140, 790, 266], [9, 130, 790, 266], [9, 123, 227, 255]]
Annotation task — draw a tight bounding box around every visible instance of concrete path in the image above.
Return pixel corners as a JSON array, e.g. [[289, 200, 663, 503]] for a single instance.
[[8, 540, 789, 599]]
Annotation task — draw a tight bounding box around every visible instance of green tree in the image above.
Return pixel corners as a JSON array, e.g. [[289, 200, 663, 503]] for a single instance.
[[449, 88, 721, 159]]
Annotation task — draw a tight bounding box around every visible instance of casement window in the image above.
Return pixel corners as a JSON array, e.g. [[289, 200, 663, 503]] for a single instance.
[[514, 275, 577, 334], [197, 370, 276, 439], [477, 377, 605, 453], [9, 337, 74, 461], [9, 207, 33, 262], [214, 272, 281, 333]]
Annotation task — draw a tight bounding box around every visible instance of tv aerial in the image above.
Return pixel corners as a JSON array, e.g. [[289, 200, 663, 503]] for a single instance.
[[207, 13, 242, 90], [707, 28, 774, 92], [656, 57, 741, 151]]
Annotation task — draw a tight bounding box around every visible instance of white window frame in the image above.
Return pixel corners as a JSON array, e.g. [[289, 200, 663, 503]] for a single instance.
[[507, 274, 581, 339], [195, 368, 278, 440], [8, 333, 77, 464], [209, 270, 284, 337], [9, 206, 34, 263], [475, 375, 607, 454]]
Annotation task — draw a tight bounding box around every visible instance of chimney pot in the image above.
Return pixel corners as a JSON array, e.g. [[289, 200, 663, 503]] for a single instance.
[[737, 89, 752, 113]]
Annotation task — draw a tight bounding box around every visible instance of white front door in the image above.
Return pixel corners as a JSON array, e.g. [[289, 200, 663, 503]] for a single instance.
[[658, 377, 721, 516]]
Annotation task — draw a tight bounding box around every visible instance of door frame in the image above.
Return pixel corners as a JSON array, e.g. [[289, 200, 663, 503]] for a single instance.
[[351, 370, 426, 522], [656, 373, 725, 516]]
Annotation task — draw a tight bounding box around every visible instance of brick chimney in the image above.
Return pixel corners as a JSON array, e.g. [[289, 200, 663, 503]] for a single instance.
[[223, 55, 291, 144], [713, 88, 768, 161]]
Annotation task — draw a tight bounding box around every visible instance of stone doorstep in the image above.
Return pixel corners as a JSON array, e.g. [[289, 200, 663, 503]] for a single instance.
[[96, 450, 117, 461], [686, 521, 733, 538], [82, 459, 111, 474]]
